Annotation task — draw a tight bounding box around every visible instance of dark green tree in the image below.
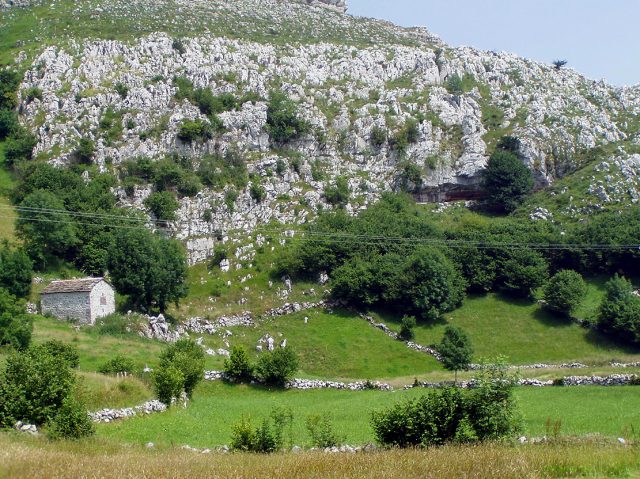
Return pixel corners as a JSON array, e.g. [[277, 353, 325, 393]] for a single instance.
[[399, 315, 416, 341], [0, 289, 32, 350], [265, 91, 310, 143], [223, 346, 254, 382], [499, 248, 549, 297], [597, 275, 640, 345], [438, 326, 473, 383], [543, 270, 587, 317], [482, 150, 534, 213], [158, 338, 205, 399], [0, 242, 33, 298], [143, 190, 180, 221], [255, 347, 299, 387]]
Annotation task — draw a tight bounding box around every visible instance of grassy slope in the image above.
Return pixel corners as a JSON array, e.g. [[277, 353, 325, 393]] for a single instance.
[[97, 382, 640, 447], [0, 142, 16, 242]]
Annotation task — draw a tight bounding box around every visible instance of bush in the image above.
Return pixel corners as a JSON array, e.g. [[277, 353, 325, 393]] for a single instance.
[[152, 365, 184, 406], [255, 347, 299, 387], [543, 270, 587, 316], [99, 355, 136, 375], [144, 191, 180, 221], [597, 275, 640, 345], [0, 289, 32, 350], [398, 162, 423, 193], [445, 74, 464, 95], [265, 91, 310, 143], [24, 87, 43, 104], [4, 130, 37, 165], [46, 397, 95, 440], [482, 150, 534, 213], [0, 243, 32, 298], [223, 346, 254, 382], [230, 409, 293, 453], [324, 176, 350, 207], [306, 414, 343, 448], [0, 345, 76, 426], [250, 182, 267, 203], [370, 125, 387, 148], [157, 338, 205, 400], [371, 359, 520, 448], [114, 82, 128, 99], [398, 315, 416, 341], [33, 340, 80, 368], [177, 119, 213, 142], [74, 138, 95, 165], [172, 38, 186, 54], [0, 109, 18, 140]]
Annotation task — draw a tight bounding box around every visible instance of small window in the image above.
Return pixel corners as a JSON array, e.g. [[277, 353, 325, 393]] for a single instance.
[[100, 294, 107, 305]]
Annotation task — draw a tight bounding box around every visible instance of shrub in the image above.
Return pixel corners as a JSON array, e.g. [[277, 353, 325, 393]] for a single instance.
[[46, 397, 95, 440], [445, 74, 464, 95], [96, 313, 131, 336], [481, 150, 534, 213], [324, 176, 350, 207], [398, 162, 423, 192], [0, 243, 33, 298], [496, 135, 521, 154], [0, 109, 18, 140], [230, 409, 293, 453], [144, 191, 180, 221], [152, 365, 184, 406], [265, 91, 310, 143], [114, 82, 128, 99], [370, 126, 387, 148], [597, 275, 640, 345], [177, 119, 213, 142], [398, 315, 416, 341], [99, 355, 136, 375], [438, 326, 473, 383], [172, 38, 186, 54], [4, 130, 37, 165], [74, 138, 95, 165], [255, 347, 299, 387], [306, 414, 343, 448], [158, 338, 205, 399], [553, 60, 568, 70], [0, 69, 21, 110], [24, 87, 43, 104], [543, 270, 587, 316], [250, 182, 267, 203], [223, 346, 254, 382], [0, 345, 75, 426], [33, 340, 80, 369], [0, 289, 32, 350]]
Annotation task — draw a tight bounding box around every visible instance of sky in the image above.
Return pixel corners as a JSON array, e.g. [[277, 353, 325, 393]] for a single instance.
[[348, 0, 640, 87]]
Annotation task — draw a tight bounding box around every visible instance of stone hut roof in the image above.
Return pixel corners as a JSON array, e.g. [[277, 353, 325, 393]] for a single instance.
[[41, 278, 107, 294]]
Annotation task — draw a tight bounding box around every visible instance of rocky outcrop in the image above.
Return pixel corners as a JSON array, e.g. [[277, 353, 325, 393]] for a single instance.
[[305, 0, 347, 13]]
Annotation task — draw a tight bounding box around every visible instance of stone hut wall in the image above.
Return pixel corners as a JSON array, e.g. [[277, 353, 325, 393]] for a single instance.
[[89, 281, 116, 323], [41, 291, 91, 324]]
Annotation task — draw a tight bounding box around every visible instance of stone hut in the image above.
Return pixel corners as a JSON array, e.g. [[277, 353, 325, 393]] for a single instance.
[[40, 278, 115, 325]]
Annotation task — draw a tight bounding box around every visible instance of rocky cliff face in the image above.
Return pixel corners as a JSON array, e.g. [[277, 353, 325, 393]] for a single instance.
[[12, 0, 640, 262], [306, 0, 347, 13]]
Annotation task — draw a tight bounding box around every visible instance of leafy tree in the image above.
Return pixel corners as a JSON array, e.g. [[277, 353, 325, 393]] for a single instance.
[[158, 338, 205, 398], [108, 228, 187, 312], [0, 69, 20, 110], [499, 248, 548, 297], [4, 130, 37, 166], [265, 91, 310, 143], [33, 340, 80, 368], [0, 289, 32, 350], [223, 346, 254, 382], [438, 326, 473, 383], [0, 109, 18, 139], [144, 190, 180, 221], [177, 119, 213, 142], [543, 270, 587, 317], [153, 365, 184, 406], [255, 347, 299, 387], [0, 345, 76, 426], [597, 275, 640, 345], [482, 150, 534, 213], [16, 190, 79, 269], [0, 242, 33, 298]]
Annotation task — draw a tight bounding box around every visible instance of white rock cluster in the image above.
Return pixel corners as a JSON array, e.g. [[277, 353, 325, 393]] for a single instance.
[[560, 374, 637, 386], [286, 378, 392, 391], [13, 421, 38, 435], [89, 400, 167, 423]]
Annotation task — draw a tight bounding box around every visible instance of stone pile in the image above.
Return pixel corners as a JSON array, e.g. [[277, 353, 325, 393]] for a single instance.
[[262, 301, 326, 318], [138, 314, 181, 342], [204, 370, 225, 381], [13, 421, 38, 435], [286, 378, 392, 391], [89, 400, 167, 423], [561, 374, 637, 386]]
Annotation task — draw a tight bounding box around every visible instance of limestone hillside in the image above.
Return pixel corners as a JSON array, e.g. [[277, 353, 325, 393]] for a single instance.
[[3, 0, 640, 262]]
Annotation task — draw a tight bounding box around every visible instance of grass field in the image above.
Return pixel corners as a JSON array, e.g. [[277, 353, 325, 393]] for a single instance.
[[95, 382, 640, 448], [1, 435, 638, 479], [373, 290, 640, 366]]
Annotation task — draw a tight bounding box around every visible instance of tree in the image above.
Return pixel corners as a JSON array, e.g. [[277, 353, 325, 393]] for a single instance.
[[153, 365, 184, 406], [265, 91, 310, 143], [46, 397, 95, 440], [0, 243, 33, 298], [255, 347, 299, 387], [439, 326, 473, 383], [108, 228, 187, 312], [0, 289, 32, 350], [499, 248, 549, 297], [482, 150, 534, 213], [16, 190, 79, 269], [597, 275, 640, 345], [0, 109, 18, 139], [223, 346, 254, 382], [553, 60, 568, 70], [543, 270, 587, 317], [143, 190, 179, 221], [399, 315, 416, 341]]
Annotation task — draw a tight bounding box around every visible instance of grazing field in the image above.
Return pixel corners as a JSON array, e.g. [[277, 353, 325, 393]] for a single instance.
[[96, 382, 640, 448], [1, 434, 637, 479], [375, 291, 640, 365]]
